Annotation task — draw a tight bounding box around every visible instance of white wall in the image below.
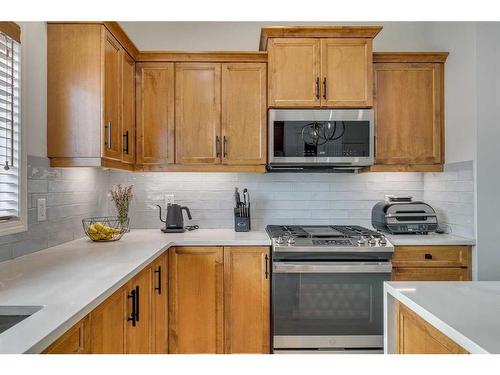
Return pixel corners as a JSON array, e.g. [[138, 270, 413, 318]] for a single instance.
[[19, 22, 47, 158], [424, 23, 477, 164], [120, 21, 431, 51], [475, 23, 500, 280]]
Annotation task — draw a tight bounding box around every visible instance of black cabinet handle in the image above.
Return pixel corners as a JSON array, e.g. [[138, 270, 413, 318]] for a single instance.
[[223, 136, 228, 158], [154, 266, 162, 295], [315, 77, 320, 99], [127, 288, 136, 327], [123, 131, 129, 154], [105, 122, 112, 148], [424, 253, 433, 260], [265, 254, 269, 279], [323, 77, 327, 100], [135, 285, 140, 322], [216, 136, 220, 158]]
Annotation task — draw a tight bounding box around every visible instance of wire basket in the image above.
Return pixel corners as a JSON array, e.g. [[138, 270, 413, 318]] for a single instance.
[[82, 216, 129, 242]]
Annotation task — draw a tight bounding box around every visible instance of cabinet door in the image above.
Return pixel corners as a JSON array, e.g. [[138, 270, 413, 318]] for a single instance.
[[103, 30, 122, 161], [175, 63, 222, 164], [268, 38, 320, 107], [121, 51, 135, 164], [397, 302, 467, 354], [224, 247, 270, 353], [90, 287, 126, 354], [321, 38, 372, 107], [392, 267, 469, 281], [169, 247, 224, 353], [44, 316, 90, 354], [374, 62, 443, 165], [152, 253, 168, 353], [136, 62, 175, 166], [222, 63, 267, 165], [126, 266, 153, 354]]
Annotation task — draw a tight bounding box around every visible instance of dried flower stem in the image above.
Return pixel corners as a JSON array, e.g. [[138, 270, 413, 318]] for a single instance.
[[110, 184, 133, 226]]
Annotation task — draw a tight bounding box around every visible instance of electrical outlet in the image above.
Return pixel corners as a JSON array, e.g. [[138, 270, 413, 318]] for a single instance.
[[165, 194, 175, 206], [37, 198, 47, 221]]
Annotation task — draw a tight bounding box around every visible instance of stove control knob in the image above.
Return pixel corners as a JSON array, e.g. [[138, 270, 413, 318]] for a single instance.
[[287, 237, 296, 245], [276, 236, 286, 244], [379, 236, 387, 246], [368, 236, 377, 246]]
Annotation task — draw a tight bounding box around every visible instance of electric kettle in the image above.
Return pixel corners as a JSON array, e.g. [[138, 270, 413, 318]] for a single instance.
[[156, 204, 192, 233]]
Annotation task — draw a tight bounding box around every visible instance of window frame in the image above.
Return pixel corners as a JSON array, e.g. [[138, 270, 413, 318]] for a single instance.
[[0, 22, 27, 236]]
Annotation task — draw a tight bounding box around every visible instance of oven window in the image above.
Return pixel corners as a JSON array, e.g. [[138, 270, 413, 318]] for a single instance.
[[272, 272, 387, 336], [273, 120, 370, 158]]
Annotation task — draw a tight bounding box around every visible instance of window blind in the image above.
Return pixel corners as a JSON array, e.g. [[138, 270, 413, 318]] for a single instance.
[[0, 31, 20, 221]]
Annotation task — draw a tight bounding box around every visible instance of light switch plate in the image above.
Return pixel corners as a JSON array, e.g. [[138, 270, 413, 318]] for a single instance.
[[165, 194, 175, 206], [37, 198, 47, 221]]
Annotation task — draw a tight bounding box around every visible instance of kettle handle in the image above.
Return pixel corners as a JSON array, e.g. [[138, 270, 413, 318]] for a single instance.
[[181, 206, 192, 220], [156, 205, 166, 223]]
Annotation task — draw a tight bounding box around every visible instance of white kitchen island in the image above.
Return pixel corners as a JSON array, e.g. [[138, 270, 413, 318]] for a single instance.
[[384, 281, 500, 354]]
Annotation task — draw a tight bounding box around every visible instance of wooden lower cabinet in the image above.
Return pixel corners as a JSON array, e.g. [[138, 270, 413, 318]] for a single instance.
[[392, 245, 472, 281], [224, 247, 270, 353], [168, 247, 224, 353], [43, 246, 270, 354], [90, 287, 127, 354], [168, 246, 271, 354], [397, 302, 467, 354], [43, 316, 91, 354], [393, 267, 469, 281], [152, 253, 168, 353]]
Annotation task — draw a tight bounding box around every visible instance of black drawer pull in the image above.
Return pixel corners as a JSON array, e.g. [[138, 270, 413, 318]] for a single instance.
[[135, 286, 140, 322], [154, 266, 162, 295], [424, 253, 433, 260], [127, 288, 136, 327]]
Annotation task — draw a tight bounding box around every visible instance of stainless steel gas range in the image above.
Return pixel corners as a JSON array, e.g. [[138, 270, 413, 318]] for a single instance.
[[266, 225, 394, 354]]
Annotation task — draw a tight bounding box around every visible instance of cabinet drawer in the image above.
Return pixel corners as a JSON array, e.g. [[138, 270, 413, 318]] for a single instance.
[[392, 267, 469, 281], [392, 246, 470, 268]]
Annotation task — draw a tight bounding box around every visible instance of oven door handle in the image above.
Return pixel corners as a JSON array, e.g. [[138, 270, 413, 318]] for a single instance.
[[273, 262, 392, 274]]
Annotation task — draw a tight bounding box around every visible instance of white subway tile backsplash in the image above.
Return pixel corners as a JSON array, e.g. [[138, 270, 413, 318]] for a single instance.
[[0, 157, 476, 263], [0, 156, 107, 262], [423, 161, 475, 238]]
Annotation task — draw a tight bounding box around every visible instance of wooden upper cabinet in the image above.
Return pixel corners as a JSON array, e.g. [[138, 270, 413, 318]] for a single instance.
[[151, 253, 168, 354], [266, 27, 380, 108], [90, 287, 126, 354], [374, 54, 446, 166], [224, 247, 270, 354], [175, 63, 222, 165], [135, 62, 175, 166], [321, 38, 372, 107], [47, 23, 103, 160], [126, 266, 153, 354], [103, 31, 123, 161], [268, 38, 320, 107], [222, 63, 267, 165], [47, 23, 136, 170], [121, 51, 135, 164], [169, 247, 224, 354]]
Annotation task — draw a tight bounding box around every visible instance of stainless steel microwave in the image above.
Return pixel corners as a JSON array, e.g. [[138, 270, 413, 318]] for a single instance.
[[268, 109, 374, 171]]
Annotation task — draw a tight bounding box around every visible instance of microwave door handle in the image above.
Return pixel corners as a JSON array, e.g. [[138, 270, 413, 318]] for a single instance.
[[273, 262, 393, 274], [386, 213, 436, 217]]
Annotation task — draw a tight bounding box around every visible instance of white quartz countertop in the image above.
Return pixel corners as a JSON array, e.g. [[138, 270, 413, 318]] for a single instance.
[[385, 233, 475, 246], [0, 229, 271, 354], [385, 281, 500, 354]]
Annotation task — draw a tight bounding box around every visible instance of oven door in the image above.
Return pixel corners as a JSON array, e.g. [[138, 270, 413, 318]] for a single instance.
[[268, 109, 374, 167], [272, 261, 391, 350]]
